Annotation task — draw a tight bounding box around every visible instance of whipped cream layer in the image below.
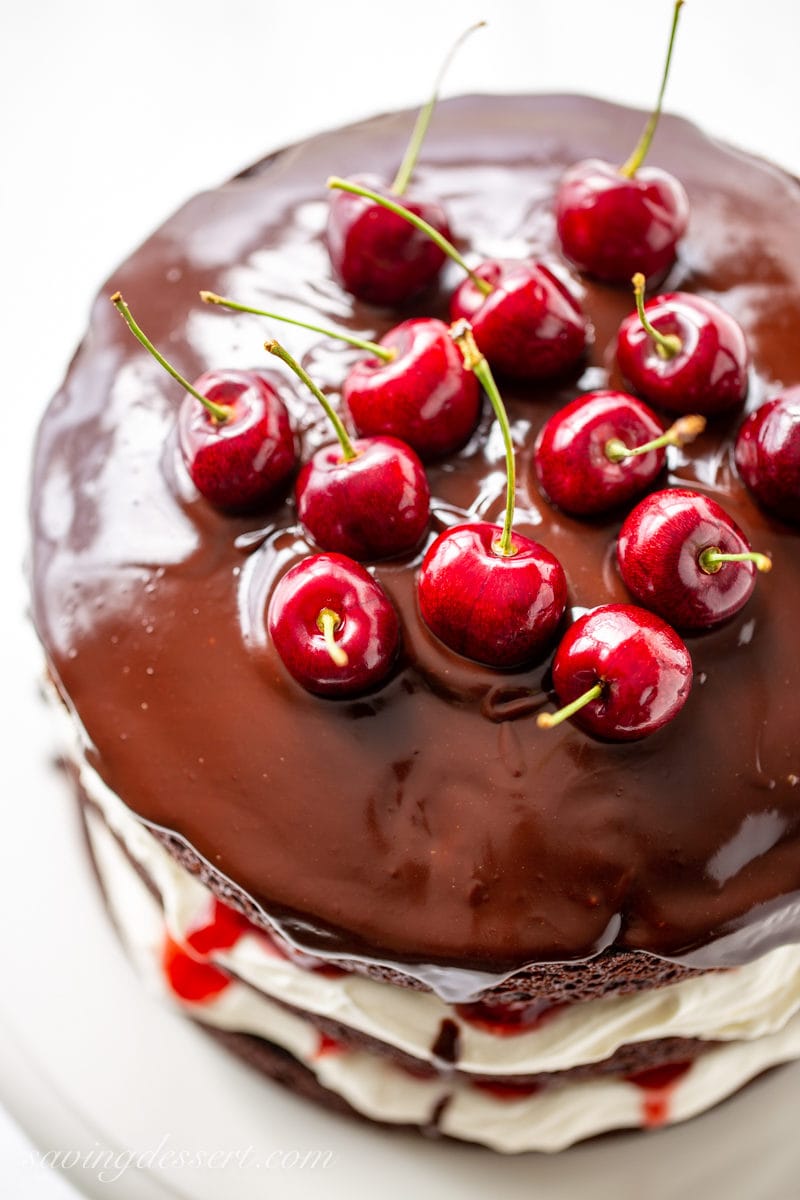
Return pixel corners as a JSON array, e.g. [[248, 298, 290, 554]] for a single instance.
[[55, 687, 800, 1081], [83, 789, 800, 1153]]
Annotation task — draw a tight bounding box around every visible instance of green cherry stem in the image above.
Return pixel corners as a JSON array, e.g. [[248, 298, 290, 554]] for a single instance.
[[537, 684, 604, 730], [450, 318, 517, 558], [605, 413, 706, 464], [110, 292, 232, 423], [699, 548, 773, 575], [327, 176, 493, 297], [391, 21, 486, 196], [200, 291, 395, 363], [632, 272, 682, 359], [317, 608, 349, 667], [619, 0, 685, 179], [264, 338, 358, 462]]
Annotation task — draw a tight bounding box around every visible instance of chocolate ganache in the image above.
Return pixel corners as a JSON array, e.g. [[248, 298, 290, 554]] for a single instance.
[[31, 95, 800, 994]]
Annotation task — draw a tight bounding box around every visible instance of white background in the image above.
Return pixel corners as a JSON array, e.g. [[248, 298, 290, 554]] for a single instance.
[[2, 1, 799, 1196]]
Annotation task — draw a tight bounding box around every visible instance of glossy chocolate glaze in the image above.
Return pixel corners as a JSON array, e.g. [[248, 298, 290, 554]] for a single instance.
[[31, 95, 800, 995]]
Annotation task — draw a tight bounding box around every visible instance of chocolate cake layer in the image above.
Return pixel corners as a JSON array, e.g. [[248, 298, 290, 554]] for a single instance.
[[31, 94, 800, 995]]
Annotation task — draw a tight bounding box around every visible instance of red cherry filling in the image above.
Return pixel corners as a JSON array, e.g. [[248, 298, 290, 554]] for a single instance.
[[538, 604, 693, 741], [617, 281, 749, 415], [268, 552, 400, 696], [735, 390, 800, 522], [533, 389, 705, 516], [617, 488, 772, 630]]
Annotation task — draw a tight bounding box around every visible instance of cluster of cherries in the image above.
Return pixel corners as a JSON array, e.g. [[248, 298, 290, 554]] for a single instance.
[[111, 4, 798, 741]]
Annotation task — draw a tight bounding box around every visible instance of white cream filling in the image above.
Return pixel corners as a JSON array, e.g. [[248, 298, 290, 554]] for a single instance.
[[51, 685, 800, 1080], [84, 800, 800, 1154]]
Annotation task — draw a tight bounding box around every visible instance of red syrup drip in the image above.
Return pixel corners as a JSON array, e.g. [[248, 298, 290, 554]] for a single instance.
[[162, 896, 348, 1002], [455, 999, 569, 1036], [472, 1079, 544, 1102], [314, 1032, 346, 1059], [626, 1060, 693, 1129]]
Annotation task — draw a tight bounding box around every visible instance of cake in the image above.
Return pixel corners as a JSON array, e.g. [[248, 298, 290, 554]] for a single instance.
[[29, 93, 800, 1154]]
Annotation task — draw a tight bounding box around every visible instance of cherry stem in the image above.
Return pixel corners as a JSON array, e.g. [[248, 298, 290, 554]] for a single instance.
[[327, 176, 493, 297], [632, 272, 682, 358], [699, 548, 773, 575], [450, 318, 516, 558], [391, 21, 486, 196], [264, 339, 358, 462], [317, 608, 349, 667], [619, 0, 684, 179], [110, 292, 232, 423], [605, 413, 706, 464], [200, 291, 395, 363], [537, 683, 604, 730]]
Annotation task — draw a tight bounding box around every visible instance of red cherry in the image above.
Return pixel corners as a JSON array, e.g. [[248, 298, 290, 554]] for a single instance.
[[617, 488, 772, 630], [343, 318, 481, 459], [267, 553, 399, 696], [556, 160, 688, 285], [533, 389, 705, 516], [111, 293, 296, 511], [328, 178, 588, 381], [616, 276, 749, 414], [417, 323, 567, 668], [296, 436, 430, 560], [201, 293, 480, 463], [419, 523, 567, 668], [265, 339, 430, 560], [177, 370, 295, 511], [325, 23, 484, 307], [327, 174, 450, 307], [555, 1, 688, 284], [734, 390, 800, 523], [537, 604, 693, 741], [449, 258, 587, 380]]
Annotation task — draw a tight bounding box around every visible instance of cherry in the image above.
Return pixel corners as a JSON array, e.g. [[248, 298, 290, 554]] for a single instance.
[[343, 318, 481, 459], [533, 389, 705, 516], [110, 293, 296, 511], [617, 488, 772, 630], [417, 322, 567, 668], [538, 605, 692, 740], [734, 390, 800, 523], [267, 553, 399, 696], [201, 293, 480, 461], [555, 1, 688, 283], [326, 23, 484, 306], [265, 339, 430, 560], [616, 274, 749, 414], [328, 178, 588, 381]]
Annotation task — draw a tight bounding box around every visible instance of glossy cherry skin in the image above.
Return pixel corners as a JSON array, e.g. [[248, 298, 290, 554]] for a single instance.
[[326, 173, 450, 307], [549, 604, 692, 741], [533, 390, 668, 516], [268, 553, 400, 696], [617, 489, 762, 630], [735, 390, 800, 523], [296, 436, 430, 561], [617, 291, 749, 415], [177, 369, 296, 512], [343, 318, 481, 460], [449, 259, 587, 380], [555, 159, 689, 284], [418, 522, 567, 668]]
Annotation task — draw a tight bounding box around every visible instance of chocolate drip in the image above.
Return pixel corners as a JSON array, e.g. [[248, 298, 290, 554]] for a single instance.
[[30, 95, 800, 985]]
